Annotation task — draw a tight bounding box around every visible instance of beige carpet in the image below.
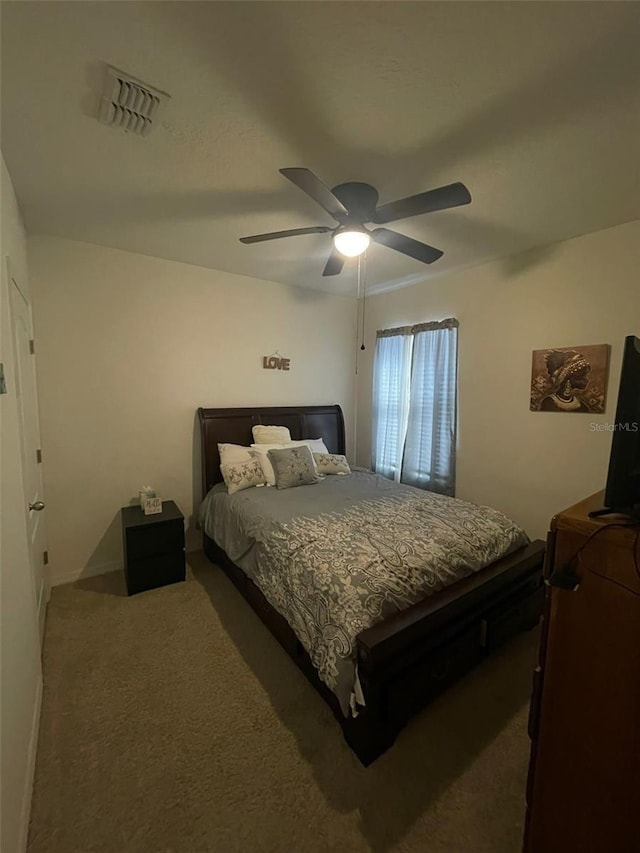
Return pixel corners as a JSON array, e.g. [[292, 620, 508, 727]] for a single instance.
[[28, 552, 537, 853]]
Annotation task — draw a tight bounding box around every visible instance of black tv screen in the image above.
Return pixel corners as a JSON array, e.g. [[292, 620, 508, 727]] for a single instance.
[[604, 335, 640, 513]]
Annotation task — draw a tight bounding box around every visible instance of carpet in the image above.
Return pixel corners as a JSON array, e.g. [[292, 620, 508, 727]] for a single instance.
[[28, 552, 536, 853]]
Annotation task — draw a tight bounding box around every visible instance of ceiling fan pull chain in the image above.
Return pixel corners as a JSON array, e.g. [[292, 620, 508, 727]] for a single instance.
[[360, 252, 367, 351], [355, 254, 362, 373]]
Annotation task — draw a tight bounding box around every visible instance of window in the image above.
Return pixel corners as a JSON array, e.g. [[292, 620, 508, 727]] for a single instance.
[[372, 319, 458, 496]]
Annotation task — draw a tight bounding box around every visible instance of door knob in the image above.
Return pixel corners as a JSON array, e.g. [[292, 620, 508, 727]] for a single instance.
[[29, 501, 46, 512]]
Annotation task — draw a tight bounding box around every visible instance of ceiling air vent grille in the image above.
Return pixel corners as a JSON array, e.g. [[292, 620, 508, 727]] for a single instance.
[[98, 66, 169, 137]]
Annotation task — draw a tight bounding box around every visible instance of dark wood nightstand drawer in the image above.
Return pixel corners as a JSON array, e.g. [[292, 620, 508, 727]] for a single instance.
[[125, 518, 184, 560], [125, 551, 186, 596]]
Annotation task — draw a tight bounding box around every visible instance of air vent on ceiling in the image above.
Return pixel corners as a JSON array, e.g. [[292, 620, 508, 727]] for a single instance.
[[98, 66, 169, 137]]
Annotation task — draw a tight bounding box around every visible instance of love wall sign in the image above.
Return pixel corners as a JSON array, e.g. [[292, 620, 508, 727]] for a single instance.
[[262, 355, 291, 371]]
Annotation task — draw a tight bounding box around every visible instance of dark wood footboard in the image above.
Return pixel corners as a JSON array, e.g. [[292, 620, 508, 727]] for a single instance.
[[203, 534, 545, 765]]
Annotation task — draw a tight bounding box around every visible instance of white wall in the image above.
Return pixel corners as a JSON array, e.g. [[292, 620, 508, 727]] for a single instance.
[[357, 220, 640, 540], [1, 155, 43, 853], [28, 219, 640, 574], [28, 235, 357, 585]]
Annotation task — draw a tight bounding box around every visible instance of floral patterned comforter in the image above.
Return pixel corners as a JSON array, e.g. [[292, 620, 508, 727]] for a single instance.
[[199, 469, 528, 715]]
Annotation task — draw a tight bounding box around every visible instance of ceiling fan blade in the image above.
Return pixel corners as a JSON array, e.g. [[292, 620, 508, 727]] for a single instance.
[[373, 182, 471, 224], [239, 226, 332, 244], [372, 228, 443, 264], [322, 247, 345, 277], [280, 168, 348, 222]]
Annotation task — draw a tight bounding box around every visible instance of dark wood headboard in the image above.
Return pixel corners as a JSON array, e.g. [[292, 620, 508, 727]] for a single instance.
[[197, 404, 346, 495]]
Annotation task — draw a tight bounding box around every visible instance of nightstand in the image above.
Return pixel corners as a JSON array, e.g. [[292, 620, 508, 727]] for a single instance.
[[121, 500, 186, 595]]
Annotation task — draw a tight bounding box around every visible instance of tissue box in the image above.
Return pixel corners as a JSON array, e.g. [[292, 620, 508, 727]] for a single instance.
[[142, 496, 163, 515], [138, 487, 161, 515]]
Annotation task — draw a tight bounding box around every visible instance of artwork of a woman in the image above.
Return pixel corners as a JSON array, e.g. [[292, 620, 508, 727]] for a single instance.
[[530, 345, 608, 413]]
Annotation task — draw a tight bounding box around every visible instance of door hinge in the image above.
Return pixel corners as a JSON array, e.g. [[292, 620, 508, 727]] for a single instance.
[[43, 550, 49, 566], [29, 339, 35, 355], [36, 448, 42, 463]]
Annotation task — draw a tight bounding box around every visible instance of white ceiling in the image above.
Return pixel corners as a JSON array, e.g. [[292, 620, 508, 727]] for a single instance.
[[2, 1, 639, 296]]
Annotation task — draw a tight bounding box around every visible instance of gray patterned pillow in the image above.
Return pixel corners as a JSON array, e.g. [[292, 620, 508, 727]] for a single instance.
[[313, 452, 351, 476], [267, 445, 320, 489], [220, 458, 267, 495]]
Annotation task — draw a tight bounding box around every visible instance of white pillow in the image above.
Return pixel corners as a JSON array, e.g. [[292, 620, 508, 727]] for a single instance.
[[252, 424, 292, 445], [218, 443, 254, 468], [221, 458, 267, 495], [249, 444, 282, 486], [289, 438, 329, 455]]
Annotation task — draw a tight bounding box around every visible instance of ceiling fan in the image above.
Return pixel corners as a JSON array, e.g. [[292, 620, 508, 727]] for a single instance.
[[239, 168, 472, 277]]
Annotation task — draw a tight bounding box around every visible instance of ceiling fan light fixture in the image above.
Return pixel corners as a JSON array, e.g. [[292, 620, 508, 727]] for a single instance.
[[333, 228, 370, 258], [240, 168, 469, 276]]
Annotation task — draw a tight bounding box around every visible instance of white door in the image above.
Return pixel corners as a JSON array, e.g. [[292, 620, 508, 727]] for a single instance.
[[10, 268, 48, 643]]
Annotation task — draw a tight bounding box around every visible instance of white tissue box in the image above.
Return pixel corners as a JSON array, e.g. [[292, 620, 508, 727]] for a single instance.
[[139, 487, 161, 515], [142, 497, 163, 515]]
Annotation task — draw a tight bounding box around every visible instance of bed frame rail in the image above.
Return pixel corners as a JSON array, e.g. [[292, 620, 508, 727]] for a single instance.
[[357, 541, 544, 673]]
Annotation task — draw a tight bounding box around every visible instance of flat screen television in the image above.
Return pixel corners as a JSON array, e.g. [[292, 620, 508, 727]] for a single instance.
[[593, 335, 640, 518]]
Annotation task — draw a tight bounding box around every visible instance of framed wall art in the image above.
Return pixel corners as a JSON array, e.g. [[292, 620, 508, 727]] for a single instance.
[[530, 343, 610, 413]]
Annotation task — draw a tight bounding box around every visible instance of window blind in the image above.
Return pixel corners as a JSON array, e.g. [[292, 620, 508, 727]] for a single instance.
[[371, 319, 458, 494]]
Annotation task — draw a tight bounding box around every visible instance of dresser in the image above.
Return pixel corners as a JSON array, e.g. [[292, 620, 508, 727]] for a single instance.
[[121, 500, 186, 595], [524, 492, 640, 853]]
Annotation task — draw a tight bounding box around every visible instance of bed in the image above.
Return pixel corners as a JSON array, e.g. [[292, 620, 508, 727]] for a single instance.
[[198, 404, 545, 765]]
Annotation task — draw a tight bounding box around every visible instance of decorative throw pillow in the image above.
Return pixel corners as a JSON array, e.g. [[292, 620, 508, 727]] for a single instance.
[[313, 452, 352, 476], [267, 445, 320, 490], [252, 424, 292, 445], [218, 443, 254, 468], [220, 458, 267, 495]]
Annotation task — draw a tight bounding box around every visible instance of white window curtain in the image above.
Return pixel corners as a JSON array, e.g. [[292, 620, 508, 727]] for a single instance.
[[371, 328, 413, 482], [401, 320, 458, 495], [371, 319, 458, 495]]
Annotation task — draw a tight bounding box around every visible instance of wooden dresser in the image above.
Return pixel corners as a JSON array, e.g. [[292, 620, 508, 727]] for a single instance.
[[524, 492, 640, 853]]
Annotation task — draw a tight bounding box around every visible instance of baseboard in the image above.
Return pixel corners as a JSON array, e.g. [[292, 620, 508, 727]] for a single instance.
[[50, 560, 122, 587], [18, 672, 43, 853], [50, 549, 201, 588]]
